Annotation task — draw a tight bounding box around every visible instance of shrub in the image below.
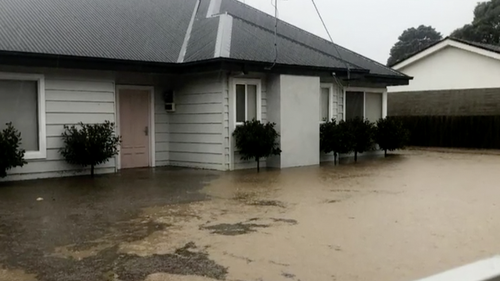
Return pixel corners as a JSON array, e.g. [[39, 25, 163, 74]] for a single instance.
[[320, 119, 354, 164], [232, 119, 281, 172], [347, 117, 375, 162], [60, 121, 121, 177], [375, 117, 409, 157], [0, 123, 27, 178]]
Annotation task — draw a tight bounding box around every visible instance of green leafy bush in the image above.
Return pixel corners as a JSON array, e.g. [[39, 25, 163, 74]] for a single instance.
[[348, 117, 375, 162], [375, 117, 409, 157], [232, 119, 281, 172], [320, 119, 354, 164], [0, 123, 27, 178], [60, 121, 121, 177]]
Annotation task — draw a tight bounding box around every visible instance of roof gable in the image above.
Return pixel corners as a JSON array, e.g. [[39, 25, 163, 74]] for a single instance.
[[392, 37, 500, 70]]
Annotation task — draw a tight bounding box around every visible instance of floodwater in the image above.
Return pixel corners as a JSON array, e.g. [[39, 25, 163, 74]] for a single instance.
[[1, 150, 500, 281]]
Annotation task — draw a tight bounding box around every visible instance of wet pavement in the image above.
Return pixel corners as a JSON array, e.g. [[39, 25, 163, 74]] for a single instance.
[[2, 150, 500, 281]]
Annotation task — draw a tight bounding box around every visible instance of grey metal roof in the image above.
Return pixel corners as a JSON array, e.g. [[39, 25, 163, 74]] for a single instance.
[[220, 0, 404, 77], [230, 17, 362, 70], [0, 0, 197, 63], [0, 0, 405, 78]]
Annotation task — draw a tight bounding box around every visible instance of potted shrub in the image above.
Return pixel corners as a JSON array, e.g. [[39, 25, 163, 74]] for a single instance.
[[232, 119, 281, 172], [60, 121, 121, 177], [0, 123, 27, 178], [375, 117, 410, 157]]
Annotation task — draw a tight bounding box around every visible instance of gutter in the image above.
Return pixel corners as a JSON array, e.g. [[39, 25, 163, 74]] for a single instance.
[[0, 51, 370, 77]]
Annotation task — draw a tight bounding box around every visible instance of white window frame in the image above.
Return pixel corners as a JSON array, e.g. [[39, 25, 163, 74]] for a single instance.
[[0, 72, 46, 160], [320, 83, 334, 123], [344, 87, 387, 120], [232, 78, 262, 126]]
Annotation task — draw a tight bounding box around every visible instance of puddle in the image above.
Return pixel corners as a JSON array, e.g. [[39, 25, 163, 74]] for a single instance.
[[202, 222, 270, 236]]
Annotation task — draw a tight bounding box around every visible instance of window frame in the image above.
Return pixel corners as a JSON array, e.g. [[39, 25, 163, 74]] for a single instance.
[[344, 87, 387, 121], [320, 83, 334, 123], [0, 72, 46, 160], [232, 78, 262, 126]]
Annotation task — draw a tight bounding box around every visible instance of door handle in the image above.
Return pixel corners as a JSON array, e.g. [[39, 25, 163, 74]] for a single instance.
[[144, 126, 149, 136]]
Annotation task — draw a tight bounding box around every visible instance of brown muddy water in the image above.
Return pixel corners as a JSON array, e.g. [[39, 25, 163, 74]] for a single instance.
[[2, 150, 500, 281]]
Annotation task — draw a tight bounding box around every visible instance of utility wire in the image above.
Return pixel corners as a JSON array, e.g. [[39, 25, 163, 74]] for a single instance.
[[310, 0, 350, 80], [266, 0, 279, 70]]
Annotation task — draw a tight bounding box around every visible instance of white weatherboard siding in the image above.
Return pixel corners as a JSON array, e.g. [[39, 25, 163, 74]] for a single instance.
[[1, 68, 116, 181], [160, 72, 225, 170], [389, 46, 500, 93]]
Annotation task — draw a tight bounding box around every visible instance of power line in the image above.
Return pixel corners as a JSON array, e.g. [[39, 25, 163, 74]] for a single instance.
[[266, 0, 279, 70], [310, 0, 350, 80]]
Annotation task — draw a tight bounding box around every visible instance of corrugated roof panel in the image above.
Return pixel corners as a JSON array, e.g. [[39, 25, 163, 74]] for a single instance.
[[183, 7, 220, 62], [230, 18, 361, 70], [0, 0, 197, 63]]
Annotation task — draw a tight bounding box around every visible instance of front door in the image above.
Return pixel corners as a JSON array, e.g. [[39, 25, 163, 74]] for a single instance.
[[119, 89, 150, 169]]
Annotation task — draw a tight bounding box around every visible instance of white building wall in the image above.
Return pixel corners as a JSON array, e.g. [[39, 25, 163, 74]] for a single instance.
[[273, 75, 321, 168], [389, 46, 500, 92], [1, 66, 228, 181]]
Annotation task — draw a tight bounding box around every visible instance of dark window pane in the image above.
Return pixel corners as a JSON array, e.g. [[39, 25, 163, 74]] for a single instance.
[[247, 85, 257, 121], [236, 84, 246, 123], [345, 91, 364, 120]]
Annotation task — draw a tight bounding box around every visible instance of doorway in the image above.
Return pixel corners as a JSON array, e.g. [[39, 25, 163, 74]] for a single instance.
[[117, 87, 154, 169]]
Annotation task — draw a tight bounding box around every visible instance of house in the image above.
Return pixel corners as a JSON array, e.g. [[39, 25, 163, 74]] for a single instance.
[[388, 37, 500, 116], [0, 0, 409, 181]]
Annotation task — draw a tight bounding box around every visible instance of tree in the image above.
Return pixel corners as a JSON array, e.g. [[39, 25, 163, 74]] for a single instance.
[[60, 121, 121, 177], [320, 119, 353, 164], [387, 25, 443, 66], [451, 0, 500, 45], [348, 117, 375, 162], [0, 123, 27, 178], [374, 117, 410, 157], [232, 119, 281, 172]]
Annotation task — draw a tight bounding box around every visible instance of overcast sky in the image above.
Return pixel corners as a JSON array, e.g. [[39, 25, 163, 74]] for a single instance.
[[238, 0, 478, 64]]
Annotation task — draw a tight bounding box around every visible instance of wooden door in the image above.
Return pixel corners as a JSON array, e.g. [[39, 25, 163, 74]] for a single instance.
[[119, 89, 150, 169]]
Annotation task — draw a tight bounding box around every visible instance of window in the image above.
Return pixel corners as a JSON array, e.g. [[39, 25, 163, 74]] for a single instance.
[[345, 91, 364, 120], [0, 73, 46, 159], [365, 92, 383, 122], [234, 80, 261, 125], [320, 85, 330, 122], [345, 89, 385, 122]]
